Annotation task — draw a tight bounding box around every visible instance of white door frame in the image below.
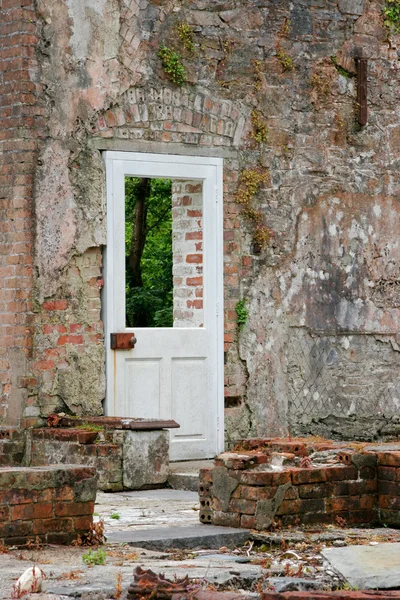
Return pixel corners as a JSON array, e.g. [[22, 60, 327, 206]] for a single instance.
[[103, 151, 225, 457]]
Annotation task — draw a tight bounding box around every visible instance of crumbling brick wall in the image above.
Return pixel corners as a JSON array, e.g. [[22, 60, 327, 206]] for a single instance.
[[0, 0, 45, 426], [3, 0, 400, 445]]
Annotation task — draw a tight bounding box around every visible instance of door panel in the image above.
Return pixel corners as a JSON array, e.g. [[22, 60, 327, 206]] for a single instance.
[[105, 152, 224, 460]]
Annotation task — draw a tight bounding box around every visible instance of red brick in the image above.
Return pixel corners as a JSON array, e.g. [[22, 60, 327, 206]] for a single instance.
[[291, 468, 327, 485], [186, 276, 203, 286], [229, 498, 256, 515], [238, 470, 291, 486], [32, 518, 73, 535], [212, 510, 240, 527], [241, 514, 256, 529], [276, 500, 301, 515], [378, 466, 400, 481], [41, 299, 68, 311], [378, 480, 400, 496], [325, 466, 358, 481], [185, 231, 202, 240], [325, 497, 359, 512], [11, 502, 52, 521], [359, 466, 376, 480], [359, 495, 376, 510], [377, 452, 400, 467], [4, 488, 37, 504], [240, 485, 279, 501], [298, 483, 332, 499], [54, 501, 94, 517], [74, 516, 93, 531]]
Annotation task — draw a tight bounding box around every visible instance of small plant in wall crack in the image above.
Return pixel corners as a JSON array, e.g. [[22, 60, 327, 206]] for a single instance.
[[383, 0, 400, 33], [235, 167, 270, 250], [177, 23, 195, 53], [235, 299, 248, 330], [158, 45, 186, 86], [276, 46, 294, 71], [250, 110, 268, 144]]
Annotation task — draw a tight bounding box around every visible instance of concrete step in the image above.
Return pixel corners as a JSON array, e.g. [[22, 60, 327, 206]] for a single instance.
[[106, 524, 249, 551], [168, 460, 214, 491]]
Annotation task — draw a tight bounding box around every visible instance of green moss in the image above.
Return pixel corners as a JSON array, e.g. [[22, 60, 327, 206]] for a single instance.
[[158, 45, 186, 86], [330, 55, 354, 79], [76, 423, 104, 433]]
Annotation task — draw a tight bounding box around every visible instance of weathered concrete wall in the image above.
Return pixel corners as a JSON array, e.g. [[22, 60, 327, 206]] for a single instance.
[[5, 0, 400, 444]]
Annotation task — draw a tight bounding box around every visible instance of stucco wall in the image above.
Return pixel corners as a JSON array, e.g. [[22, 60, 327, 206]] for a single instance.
[[3, 0, 400, 444]]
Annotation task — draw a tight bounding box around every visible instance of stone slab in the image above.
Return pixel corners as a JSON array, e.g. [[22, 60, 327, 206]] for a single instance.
[[264, 577, 325, 592], [322, 543, 400, 589], [168, 460, 213, 491], [106, 524, 250, 550]]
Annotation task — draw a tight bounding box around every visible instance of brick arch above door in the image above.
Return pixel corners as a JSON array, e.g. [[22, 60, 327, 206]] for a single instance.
[[92, 86, 251, 150]]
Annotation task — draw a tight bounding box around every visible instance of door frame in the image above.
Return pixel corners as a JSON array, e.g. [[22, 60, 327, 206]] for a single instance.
[[103, 151, 225, 456]]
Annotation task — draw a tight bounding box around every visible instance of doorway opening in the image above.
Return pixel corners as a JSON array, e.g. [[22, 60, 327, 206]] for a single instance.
[[124, 177, 204, 331], [105, 152, 223, 460]]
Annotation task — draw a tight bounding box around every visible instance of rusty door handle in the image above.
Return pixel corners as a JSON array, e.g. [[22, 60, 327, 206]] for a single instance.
[[111, 333, 137, 349]]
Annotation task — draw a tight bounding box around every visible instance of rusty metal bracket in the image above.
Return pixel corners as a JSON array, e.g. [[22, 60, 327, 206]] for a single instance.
[[110, 332, 137, 350], [356, 57, 367, 126]]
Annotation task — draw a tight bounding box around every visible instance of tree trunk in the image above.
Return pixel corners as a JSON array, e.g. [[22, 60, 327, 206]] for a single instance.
[[129, 178, 150, 287]]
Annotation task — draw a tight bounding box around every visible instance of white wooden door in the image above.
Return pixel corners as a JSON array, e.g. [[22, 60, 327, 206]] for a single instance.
[[104, 152, 224, 460]]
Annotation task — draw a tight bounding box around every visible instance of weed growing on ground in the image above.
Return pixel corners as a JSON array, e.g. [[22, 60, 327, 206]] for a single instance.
[[110, 512, 120, 520], [82, 548, 107, 566]]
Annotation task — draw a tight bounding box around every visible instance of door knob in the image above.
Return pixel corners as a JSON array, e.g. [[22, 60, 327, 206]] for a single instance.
[[111, 333, 137, 349]]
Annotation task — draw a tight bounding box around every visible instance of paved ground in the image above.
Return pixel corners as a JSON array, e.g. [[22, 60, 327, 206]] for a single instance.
[[2, 489, 400, 599]]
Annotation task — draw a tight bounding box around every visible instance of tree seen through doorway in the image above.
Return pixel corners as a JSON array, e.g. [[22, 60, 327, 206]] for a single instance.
[[125, 177, 173, 327]]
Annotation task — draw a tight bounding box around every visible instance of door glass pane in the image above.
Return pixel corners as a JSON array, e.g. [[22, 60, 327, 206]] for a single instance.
[[125, 177, 204, 328]]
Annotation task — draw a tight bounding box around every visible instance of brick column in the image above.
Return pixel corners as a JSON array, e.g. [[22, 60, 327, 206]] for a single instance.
[[172, 180, 204, 327], [0, 0, 45, 424]]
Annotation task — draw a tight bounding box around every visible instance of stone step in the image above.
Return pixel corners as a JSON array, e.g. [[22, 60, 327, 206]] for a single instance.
[[168, 460, 214, 492], [106, 524, 249, 551]]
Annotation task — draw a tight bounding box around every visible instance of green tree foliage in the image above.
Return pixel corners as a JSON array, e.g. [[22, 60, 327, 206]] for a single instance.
[[125, 177, 173, 327]]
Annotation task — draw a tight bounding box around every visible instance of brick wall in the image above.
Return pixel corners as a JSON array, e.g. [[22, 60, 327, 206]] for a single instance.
[[172, 180, 204, 327], [0, 465, 97, 545], [0, 0, 45, 425], [199, 438, 400, 530]]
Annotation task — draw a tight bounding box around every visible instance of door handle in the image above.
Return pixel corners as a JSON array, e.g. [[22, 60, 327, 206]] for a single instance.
[[110, 333, 137, 349]]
